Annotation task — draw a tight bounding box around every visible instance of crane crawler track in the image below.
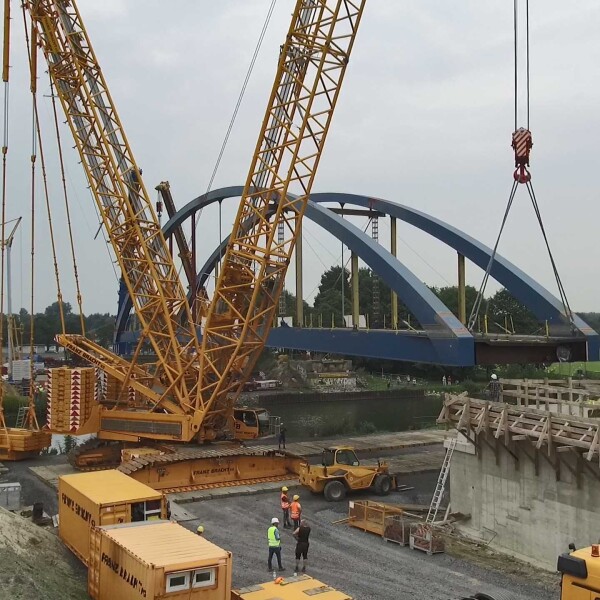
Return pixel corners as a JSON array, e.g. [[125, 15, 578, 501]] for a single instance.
[[117, 445, 303, 493]]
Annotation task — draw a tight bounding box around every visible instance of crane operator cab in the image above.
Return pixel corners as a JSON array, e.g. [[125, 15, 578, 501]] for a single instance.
[[232, 408, 273, 440], [322, 448, 360, 468]]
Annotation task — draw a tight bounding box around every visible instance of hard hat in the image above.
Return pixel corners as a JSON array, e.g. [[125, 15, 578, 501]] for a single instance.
[[491, 374, 498, 380], [196, 525, 204, 534], [275, 577, 284, 584], [281, 486, 289, 492], [293, 494, 300, 501], [271, 517, 280, 524]]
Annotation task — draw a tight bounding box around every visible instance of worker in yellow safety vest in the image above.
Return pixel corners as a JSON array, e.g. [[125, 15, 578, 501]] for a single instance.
[[280, 486, 292, 528], [290, 494, 302, 529], [267, 517, 285, 572]]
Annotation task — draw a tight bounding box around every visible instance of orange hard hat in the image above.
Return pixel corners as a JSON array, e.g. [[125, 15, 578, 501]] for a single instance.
[[275, 577, 284, 584]]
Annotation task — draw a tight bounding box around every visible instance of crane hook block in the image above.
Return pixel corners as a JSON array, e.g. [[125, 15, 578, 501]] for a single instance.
[[512, 127, 533, 183]]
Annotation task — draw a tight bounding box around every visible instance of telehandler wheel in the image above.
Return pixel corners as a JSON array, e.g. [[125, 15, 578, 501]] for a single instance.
[[373, 474, 392, 496], [323, 480, 346, 502]]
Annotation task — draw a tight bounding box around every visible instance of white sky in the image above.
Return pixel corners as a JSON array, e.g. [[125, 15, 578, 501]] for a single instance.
[[3, 0, 600, 317]]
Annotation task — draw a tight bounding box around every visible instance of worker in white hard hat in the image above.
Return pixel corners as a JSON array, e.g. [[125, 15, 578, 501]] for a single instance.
[[280, 486, 291, 528], [267, 517, 285, 572], [487, 373, 502, 401], [196, 525, 204, 536]]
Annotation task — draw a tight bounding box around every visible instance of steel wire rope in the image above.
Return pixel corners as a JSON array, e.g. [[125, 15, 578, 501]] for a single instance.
[[468, 180, 518, 330], [22, 7, 66, 338], [0, 0, 8, 424], [525, 180, 574, 327], [469, 0, 529, 331], [191, 0, 278, 251], [47, 76, 85, 335]]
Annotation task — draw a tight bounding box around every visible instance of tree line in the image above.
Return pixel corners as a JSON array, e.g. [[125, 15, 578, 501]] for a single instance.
[[10, 268, 600, 351]]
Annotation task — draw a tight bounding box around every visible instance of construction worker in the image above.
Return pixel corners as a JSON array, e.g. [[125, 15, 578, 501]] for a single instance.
[[487, 373, 502, 401], [293, 519, 311, 574], [290, 494, 302, 529], [278, 423, 287, 450], [280, 486, 292, 528], [267, 517, 285, 572], [196, 525, 204, 536]]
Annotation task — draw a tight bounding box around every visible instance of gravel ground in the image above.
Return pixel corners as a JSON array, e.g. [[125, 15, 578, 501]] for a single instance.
[[0, 447, 560, 600], [180, 490, 558, 600], [0, 455, 63, 514]]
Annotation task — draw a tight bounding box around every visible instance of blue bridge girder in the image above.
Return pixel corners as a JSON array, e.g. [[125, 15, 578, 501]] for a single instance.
[[114, 187, 599, 366]]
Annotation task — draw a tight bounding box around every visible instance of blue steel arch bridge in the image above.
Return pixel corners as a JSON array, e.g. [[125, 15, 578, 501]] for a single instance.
[[114, 186, 599, 367]]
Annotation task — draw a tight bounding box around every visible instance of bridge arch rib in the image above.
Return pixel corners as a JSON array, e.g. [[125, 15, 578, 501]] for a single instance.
[[114, 187, 598, 365]]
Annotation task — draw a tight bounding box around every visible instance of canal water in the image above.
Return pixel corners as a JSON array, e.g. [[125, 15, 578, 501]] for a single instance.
[[254, 391, 443, 439]]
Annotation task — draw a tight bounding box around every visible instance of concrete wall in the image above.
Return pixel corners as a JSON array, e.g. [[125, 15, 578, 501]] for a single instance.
[[450, 437, 600, 571]]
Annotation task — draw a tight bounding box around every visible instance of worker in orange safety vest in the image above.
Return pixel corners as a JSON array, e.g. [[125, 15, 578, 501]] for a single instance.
[[280, 486, 292, 528], [290, 494, 302, 529]]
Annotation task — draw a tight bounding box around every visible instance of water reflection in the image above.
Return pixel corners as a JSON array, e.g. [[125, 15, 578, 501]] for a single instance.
[[257, 393, 443, 439]]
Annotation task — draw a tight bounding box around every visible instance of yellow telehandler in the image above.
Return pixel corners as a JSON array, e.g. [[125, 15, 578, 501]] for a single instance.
[[299, 447, 396, 501]]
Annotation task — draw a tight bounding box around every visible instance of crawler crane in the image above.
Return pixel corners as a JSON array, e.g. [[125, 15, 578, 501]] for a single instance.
[[23, 0, 365, 489]]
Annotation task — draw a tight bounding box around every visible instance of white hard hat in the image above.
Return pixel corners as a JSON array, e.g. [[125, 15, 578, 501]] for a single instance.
[[271, 517, 279, 524], [491, 373, 498, 380]]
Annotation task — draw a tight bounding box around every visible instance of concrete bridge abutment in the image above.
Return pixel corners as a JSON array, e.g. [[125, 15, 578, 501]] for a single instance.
[[450, 435, 600, 571]]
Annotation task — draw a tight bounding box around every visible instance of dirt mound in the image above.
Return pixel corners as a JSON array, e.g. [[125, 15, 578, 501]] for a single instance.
[[0, 507, 87, 599]]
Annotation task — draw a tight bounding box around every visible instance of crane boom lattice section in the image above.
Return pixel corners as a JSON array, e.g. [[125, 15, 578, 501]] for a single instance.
[[200, 0, 366, 436], [26, 0, 200, 412]]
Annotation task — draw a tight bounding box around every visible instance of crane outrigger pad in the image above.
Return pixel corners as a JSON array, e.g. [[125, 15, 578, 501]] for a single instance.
[[0, 428, 52, 461]]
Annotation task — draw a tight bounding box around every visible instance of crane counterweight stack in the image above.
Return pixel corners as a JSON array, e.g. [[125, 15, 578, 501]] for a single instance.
[[17, 0, 367, 486]]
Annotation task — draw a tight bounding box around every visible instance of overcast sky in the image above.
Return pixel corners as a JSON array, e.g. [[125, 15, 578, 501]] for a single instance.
[[3, 0, 600, 319]]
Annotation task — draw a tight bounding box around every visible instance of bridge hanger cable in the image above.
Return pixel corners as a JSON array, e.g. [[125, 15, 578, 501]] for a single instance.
[[469, 0, 574, 333]]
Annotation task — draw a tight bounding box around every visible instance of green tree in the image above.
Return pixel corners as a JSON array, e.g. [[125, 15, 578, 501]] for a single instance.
[[486, 288, 539, 334], [312, 266, 350, 327], [430, 285, 480, 323]]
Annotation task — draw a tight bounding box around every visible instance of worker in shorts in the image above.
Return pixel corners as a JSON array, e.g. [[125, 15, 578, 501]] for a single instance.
[[293, 519, 311, 573]]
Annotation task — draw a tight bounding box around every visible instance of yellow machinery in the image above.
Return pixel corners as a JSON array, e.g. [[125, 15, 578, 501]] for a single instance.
[[19, 0, 366, 486], [557, 545, 600, 600], [299, 447, 396, 501]]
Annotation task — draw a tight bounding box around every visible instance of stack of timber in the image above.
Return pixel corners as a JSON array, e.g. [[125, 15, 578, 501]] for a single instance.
[[0, 427, 51, 460], [47, 367, 96, 433], [438, 393, 600, 465]]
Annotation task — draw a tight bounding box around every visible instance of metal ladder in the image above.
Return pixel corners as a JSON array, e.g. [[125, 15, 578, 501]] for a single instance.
[[15, 405, 28, 429], [426, 436, 457, 524]]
